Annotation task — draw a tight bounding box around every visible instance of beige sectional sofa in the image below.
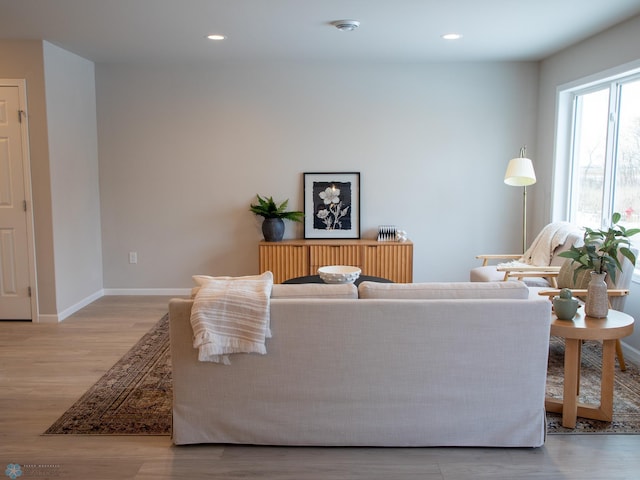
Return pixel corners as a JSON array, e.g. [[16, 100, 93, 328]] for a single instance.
[[169, 281, 551, 447]]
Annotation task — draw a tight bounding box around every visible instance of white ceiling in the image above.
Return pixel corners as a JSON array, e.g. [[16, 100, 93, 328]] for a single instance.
[[1, 0, 640, 64]]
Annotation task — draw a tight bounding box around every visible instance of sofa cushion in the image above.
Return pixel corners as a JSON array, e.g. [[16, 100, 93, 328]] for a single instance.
[[194, 280, 358, 299], [358, 281, 529, 299], [192, 273, 270, 286], [271, 283, 358, 299], [191, 273, 273, 298]]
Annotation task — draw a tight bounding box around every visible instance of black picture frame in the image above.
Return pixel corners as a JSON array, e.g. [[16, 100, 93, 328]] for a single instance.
[[303, 172, 360, 239]]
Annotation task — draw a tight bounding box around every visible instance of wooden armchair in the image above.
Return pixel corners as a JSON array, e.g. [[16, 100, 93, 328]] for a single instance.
[[495, 260, 561, 287], [471, 223, 583, 288]]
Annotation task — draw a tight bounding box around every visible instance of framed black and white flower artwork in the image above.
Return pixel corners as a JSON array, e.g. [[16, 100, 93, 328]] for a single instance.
[[303, 172, 360, 239]]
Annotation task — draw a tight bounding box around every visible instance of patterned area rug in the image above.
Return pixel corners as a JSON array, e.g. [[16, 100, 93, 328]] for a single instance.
[[546, 336, 640, 433], [44, 316, 640, 435], [43, 314, 172, 435]]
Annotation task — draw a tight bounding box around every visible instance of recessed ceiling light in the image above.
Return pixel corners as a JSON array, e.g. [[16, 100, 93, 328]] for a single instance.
[[206, 34, 226, 41], [441, 33, 462, 40]]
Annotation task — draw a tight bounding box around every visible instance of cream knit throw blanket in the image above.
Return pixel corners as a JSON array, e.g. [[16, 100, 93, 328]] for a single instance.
[[190, 272, 273, 365], [499, 221, 577, 268], [521, 221, 576, 266]]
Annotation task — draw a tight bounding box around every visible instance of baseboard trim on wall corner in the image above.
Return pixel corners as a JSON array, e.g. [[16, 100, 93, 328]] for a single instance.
[[621, 340, 640, 367], [37, 289, 105, 323], [103, 288, 191, 296]]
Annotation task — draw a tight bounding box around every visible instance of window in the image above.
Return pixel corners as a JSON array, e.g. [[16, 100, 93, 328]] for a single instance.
[[556, 68, 640, 276]]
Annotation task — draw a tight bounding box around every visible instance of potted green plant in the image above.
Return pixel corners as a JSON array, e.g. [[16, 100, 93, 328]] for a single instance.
[[559, 212, 640, 317], [249, 194, 304, 242]]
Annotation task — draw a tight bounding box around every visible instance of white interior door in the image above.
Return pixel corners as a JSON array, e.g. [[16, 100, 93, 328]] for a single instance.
[[0, 83, 33, 320]]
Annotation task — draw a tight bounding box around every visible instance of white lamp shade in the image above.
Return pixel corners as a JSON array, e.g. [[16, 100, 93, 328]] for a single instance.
[[504, 157, 536, 186]]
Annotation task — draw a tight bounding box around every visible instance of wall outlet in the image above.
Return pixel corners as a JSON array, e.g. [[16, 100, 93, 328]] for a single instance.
[[129, 251, 138, 264]]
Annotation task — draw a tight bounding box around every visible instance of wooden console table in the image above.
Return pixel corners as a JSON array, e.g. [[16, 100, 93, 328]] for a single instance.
[[258, 239, 413, 284]]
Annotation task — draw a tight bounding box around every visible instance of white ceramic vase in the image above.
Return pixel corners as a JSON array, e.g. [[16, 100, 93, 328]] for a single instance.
[[585, 271, 608, 318]]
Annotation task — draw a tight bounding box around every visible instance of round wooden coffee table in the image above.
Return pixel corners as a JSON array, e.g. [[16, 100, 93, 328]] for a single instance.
[[545, 309, 634, 428]]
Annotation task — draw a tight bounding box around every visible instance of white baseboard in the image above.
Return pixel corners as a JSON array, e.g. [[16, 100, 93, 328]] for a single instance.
[[103, 288, 191, 296], [36, 288, 191, 323], [37, 289, 104, 323], [36, 288, 190, 322], [621, 340, 640, 366]]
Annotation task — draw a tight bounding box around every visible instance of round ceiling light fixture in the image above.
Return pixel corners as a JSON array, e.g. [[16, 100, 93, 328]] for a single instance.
[[207, 34, 226, 41], [331, 20, 360, 32], [441, 33, 463, 40]]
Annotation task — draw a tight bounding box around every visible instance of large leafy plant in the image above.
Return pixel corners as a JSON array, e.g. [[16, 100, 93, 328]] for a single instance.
[[559, 212, 640, 284], [249, 195, 304, 222]]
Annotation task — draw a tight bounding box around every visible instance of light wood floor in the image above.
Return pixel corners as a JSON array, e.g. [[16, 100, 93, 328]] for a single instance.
[[2, 296, 640, 479]]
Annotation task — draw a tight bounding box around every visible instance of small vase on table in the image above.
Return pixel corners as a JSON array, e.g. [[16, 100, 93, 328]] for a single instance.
[[585, 271, 608, 318]]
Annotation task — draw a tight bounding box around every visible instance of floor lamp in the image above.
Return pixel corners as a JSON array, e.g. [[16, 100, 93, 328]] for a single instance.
[[504, 146, 537, 253]]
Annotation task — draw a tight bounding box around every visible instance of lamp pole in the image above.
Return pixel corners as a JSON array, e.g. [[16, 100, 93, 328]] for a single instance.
[[522, 185, 528, 254]]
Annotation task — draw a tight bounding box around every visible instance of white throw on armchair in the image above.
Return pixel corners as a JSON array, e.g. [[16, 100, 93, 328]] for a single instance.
[[470, 222, 584, 288]]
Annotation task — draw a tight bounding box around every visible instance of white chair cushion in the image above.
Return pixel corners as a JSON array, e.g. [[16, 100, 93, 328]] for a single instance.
[[557, 259, 592, 289]]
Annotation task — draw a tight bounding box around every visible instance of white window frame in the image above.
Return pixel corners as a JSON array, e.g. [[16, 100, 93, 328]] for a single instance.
[[552, 59, 640, 283]]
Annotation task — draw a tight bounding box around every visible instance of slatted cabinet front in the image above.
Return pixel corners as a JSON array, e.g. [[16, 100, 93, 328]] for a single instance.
[[259, 240, 413, 284]]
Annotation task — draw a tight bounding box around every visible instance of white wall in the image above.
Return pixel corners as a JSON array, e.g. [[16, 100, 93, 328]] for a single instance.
[[537, 14, 640, 356], [0, 40, 59, 317], [535, 14, 640, 231], [95, 61, 538, 287], [43, 42, 103, 317]]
